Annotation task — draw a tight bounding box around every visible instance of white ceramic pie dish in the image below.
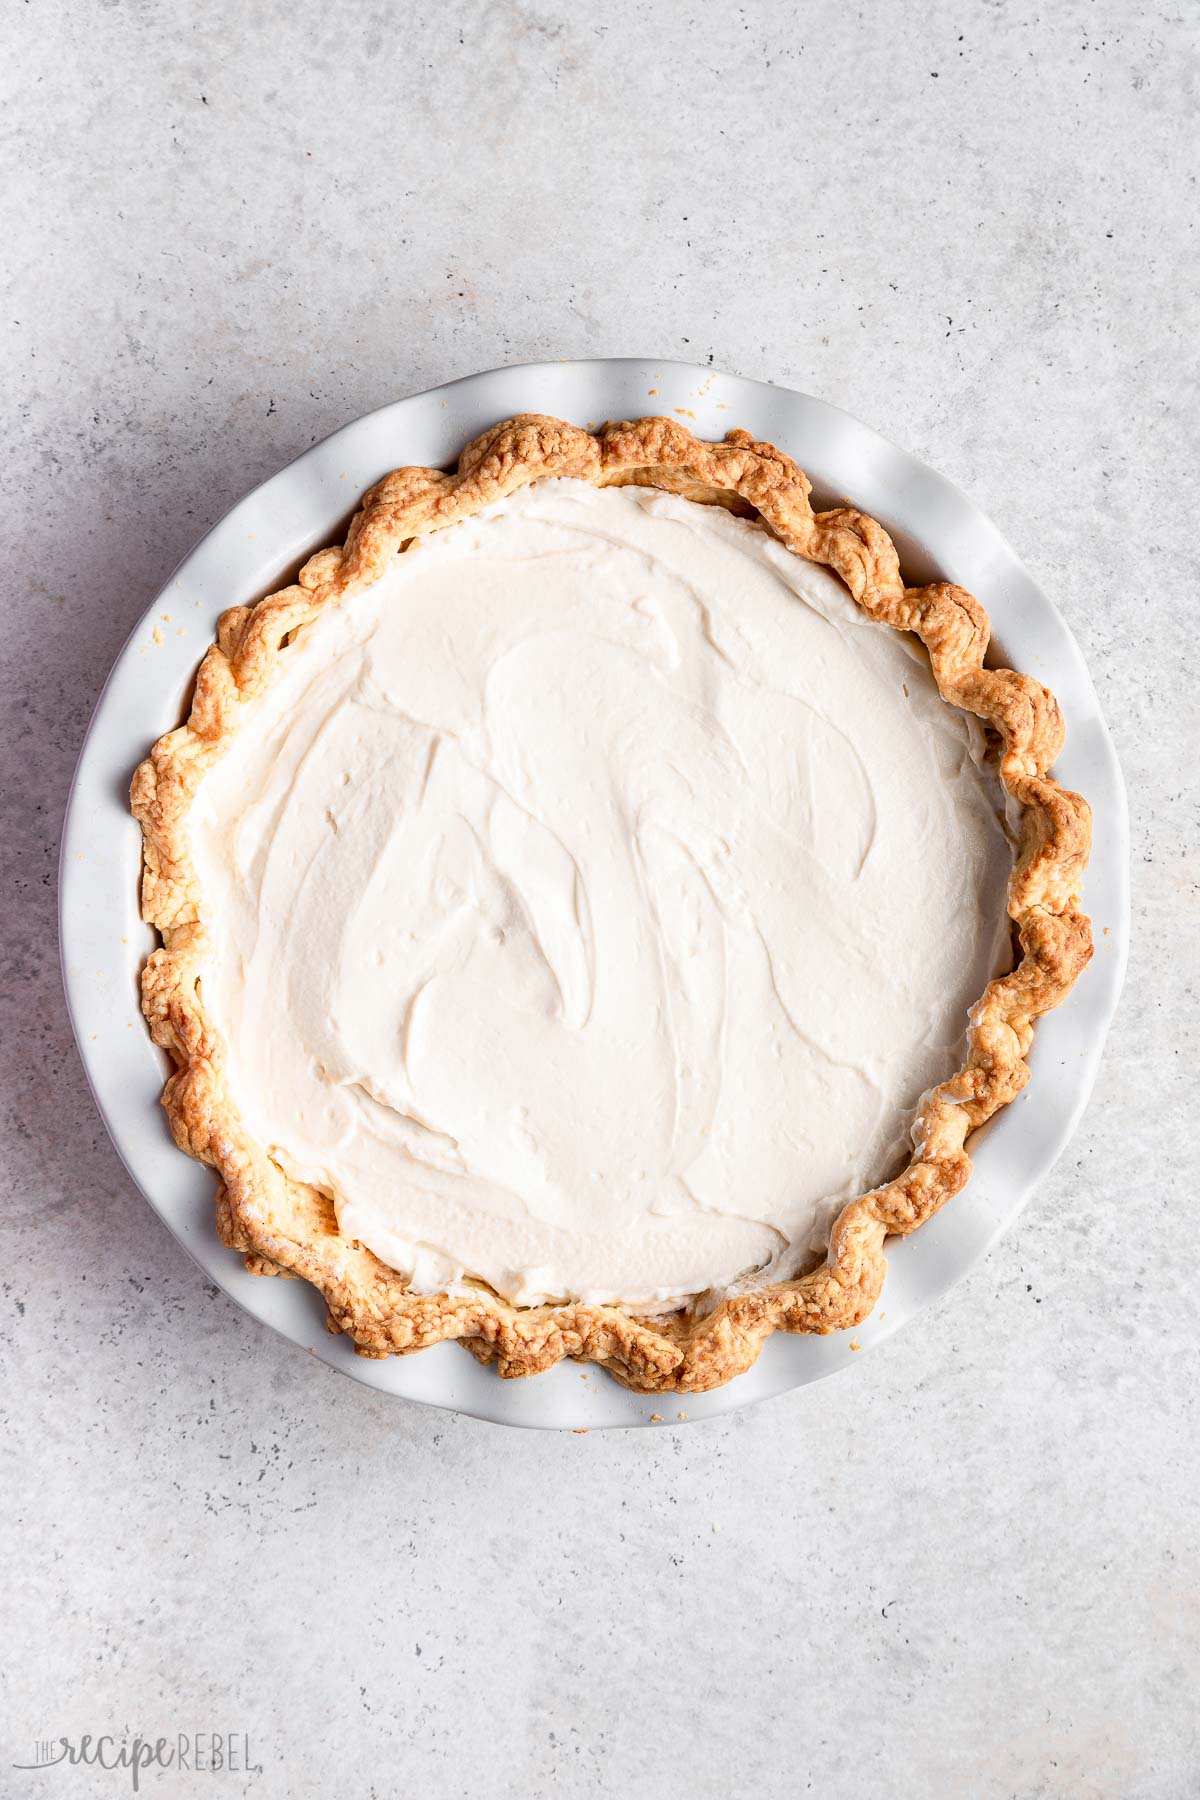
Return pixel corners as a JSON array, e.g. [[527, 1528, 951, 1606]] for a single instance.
[[60, 359, 1129, 1430]]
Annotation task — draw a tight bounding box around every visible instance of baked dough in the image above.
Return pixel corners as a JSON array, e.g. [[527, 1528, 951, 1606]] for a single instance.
[[132, 415, 1092, 1393]]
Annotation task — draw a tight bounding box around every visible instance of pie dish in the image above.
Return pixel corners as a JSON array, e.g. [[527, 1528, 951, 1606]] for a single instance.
[[131, 412, 1092, 1394]]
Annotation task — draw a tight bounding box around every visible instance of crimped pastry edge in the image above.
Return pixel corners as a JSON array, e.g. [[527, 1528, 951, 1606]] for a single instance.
[[131, 413, 1092, 1393]]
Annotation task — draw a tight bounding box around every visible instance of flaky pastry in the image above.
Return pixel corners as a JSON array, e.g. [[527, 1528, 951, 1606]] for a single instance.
[[132, 415, 1092, 1393]]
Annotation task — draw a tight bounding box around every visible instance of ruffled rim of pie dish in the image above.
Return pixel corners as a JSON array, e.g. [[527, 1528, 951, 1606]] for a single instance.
[[131, 414, 1092, 1394]]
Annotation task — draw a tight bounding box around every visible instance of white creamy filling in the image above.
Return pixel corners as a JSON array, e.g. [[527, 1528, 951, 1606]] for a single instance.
[[191, 481, 1013, 1309]]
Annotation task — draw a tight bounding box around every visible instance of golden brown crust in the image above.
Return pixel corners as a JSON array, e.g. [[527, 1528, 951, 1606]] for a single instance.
[[132, 414, 1093, 1393]]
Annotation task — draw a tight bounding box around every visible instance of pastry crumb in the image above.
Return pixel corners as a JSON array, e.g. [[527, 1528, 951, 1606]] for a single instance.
[[649, 1413, 663, 1423], [849, 1339, 862, 1351]]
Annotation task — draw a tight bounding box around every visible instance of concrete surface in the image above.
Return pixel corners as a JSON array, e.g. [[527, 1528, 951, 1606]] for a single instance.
[[2, 2, 1197, 1796]]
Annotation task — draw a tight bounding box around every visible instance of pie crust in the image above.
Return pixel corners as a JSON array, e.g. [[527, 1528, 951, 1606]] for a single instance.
[[132, 414, 1092, 1393]]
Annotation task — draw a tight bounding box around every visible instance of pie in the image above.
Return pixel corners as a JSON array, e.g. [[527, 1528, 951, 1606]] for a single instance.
[[132, 414, 1092, 1393]]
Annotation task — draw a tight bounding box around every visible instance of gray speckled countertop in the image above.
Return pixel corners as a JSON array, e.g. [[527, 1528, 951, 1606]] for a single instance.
[[3, 3, 1197, 1795]]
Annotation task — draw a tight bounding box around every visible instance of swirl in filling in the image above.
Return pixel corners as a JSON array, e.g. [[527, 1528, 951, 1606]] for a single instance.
[[191, 481, 1013, 1307]]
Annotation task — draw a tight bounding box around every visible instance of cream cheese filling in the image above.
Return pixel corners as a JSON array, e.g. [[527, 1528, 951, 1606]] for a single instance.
[[191, 480, 1013, 1309]]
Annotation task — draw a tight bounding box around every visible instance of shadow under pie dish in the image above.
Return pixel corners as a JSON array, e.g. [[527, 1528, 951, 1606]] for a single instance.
[[131, 413, 1093, 1394]]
